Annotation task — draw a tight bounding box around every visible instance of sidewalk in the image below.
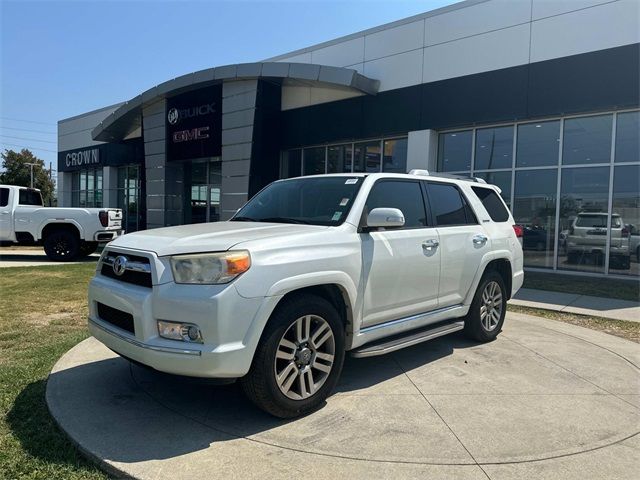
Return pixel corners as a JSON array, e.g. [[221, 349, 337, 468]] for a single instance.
[[511, 288, 640, 323]]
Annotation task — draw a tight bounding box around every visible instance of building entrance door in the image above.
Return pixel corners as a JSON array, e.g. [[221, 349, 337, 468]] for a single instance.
[[188, 159, 221, 223]]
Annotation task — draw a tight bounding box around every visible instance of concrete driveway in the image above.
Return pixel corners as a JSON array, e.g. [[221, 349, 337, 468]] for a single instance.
[[46, 312, 640, 480], [0, 248, 99, 267]]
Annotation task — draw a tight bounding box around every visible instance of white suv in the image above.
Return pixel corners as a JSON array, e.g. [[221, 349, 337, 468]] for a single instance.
[[88, 172, 524, 417]]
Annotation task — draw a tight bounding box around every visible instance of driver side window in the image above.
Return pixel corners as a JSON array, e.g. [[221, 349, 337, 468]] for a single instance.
[[365, 180, 428, 228]]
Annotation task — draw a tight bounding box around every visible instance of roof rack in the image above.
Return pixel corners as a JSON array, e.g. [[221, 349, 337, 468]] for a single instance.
[[409, 170, 487, 184]]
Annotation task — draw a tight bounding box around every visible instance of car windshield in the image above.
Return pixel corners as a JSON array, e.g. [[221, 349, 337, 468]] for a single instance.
[[232, 176, 363, 226], [576, 214, 621, 228]]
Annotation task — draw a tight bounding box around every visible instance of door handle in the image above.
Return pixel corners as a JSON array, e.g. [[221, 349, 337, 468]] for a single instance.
[[472, 234, 488, 247], [422, 239, 439, 250]]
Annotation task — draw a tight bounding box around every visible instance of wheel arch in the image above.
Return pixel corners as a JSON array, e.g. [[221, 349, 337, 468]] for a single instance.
[[39, 220, 83, 241], [464, 253, 514, 305]]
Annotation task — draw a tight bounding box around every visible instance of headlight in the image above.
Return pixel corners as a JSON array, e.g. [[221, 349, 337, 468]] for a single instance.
[[170, 250, 251, 284]]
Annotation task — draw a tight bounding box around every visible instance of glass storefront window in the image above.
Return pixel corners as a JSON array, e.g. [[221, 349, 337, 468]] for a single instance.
[[438, 130, 472, 172], [71, 168, 103, 208], [354, 141, 381, 173], [610, 165, 639, 276], [562, 114, 613, 165], [474, 126, 513, 170], [513, 169, 557, 268], [558, 166, 610, 274], [327, 144, 353, 173], [615, 111, 639, 163], [474, 171, 512, 207], [382, 138, 408, 173], [117, 165, 141, 232], [187, 160, 221, 224], [303, 147, 326, 175], [516, 120, 560, 168], [281, 150, 301, 178]]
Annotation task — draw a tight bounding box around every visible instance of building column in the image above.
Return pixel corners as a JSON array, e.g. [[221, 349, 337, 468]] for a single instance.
[[57, 171, 72, 207], [407, 129, 438, 172], [220, 80, 258, 220], [142, 99, 184, 229], [102, 166, 117, 208]]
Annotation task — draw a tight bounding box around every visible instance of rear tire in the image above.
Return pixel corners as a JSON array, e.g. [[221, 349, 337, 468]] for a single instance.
[[240, 294, 345, 418], [464, 270, 507, 342], [43, 229, 80, 261]]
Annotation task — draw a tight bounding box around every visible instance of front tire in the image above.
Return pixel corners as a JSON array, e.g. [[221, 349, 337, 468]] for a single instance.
[[240, 294, 345, 418], [43, 229, 80, 261], [464, 270, 507, 342]]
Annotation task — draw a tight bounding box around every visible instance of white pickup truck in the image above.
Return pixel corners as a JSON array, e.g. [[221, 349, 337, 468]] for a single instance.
[[0, 184, 123, 261]]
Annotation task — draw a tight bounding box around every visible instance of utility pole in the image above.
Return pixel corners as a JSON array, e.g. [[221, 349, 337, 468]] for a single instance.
[[24, 162, 38, 188]]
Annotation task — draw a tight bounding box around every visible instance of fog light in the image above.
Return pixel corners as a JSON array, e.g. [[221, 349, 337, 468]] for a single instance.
[[157, 320, 202, 343]]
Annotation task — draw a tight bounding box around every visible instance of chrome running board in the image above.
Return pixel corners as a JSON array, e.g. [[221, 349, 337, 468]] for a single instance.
[[351, 320, 464, 358]]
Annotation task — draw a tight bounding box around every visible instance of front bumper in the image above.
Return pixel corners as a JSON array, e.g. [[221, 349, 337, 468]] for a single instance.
[[87, 272, 270, 378]]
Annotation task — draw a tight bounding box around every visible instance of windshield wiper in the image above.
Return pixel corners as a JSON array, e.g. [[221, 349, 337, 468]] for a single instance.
[[258, 217, 310, 225], [230, 216, 257, 222]]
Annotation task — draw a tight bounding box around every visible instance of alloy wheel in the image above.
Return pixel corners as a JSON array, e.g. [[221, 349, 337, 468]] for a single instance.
[[480, 281, 502, 332], [274, 314, 335, 400]]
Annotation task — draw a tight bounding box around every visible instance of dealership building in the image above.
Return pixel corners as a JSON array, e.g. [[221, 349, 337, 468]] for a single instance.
[[58, 0, 639, 278]]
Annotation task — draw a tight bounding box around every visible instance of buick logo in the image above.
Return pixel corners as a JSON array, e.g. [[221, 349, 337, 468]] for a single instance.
[[167, 108, 179, 125], [113, 256, 128, 276]]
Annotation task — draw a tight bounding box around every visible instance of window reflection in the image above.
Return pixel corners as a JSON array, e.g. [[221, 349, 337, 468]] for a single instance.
[[474, 171, 511, 207], [516, 121, 560, 168], [438, 130, 472, 172], [382, 138, 408, 173], [281, 150, 301, 178], [562, 115, 612, 165], [303, 147, 326, 175], [327, 144, 352, 173], [559, 167, 610, 273], [513, 169, 557, 268], [610, 165, 639, 275], [475, 126, 513, 170], [354, 141, 381, 173], [615, 111, 639, 163]]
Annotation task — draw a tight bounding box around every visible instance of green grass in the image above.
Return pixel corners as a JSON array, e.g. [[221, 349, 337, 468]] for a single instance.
[[508, 304, 640, 343], [522, 270, 640, 302], [0, 263, 108, 480]]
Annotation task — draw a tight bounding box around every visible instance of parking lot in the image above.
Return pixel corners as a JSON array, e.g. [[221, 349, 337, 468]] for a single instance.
[[47, 311, 640, 480]]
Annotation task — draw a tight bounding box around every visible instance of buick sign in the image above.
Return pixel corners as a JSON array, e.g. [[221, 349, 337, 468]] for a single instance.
[[113, 256, 128, 276], [167, 108, 179, 125]]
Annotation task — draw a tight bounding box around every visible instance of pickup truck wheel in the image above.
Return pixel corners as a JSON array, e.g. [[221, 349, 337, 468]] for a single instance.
[[241, 294, 345, 418], [43, 230, 80, 261], [464, 270, 506, 342]]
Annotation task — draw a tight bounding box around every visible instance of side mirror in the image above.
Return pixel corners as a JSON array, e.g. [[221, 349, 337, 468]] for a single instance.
[[366, 208, 405, 229]]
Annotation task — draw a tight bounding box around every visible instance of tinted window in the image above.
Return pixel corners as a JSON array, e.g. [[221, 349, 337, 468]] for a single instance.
[[474, 126, 513, 170], [472, 187, 510, 222], [382, 138, 408, 173], [281, 150, 301, 178], [303, 147, 326, 175], [327, 144, 352, 173], [615, 111, 639, 163], [562, 114, 612, 165], [0, 188, 8, 207], [18, 189, 43, 206], [427, 183, 474, 226], [474, 171, 511, 206], [516, 120, 560, 167], [365, 181, 427, 228], [438, 130, 472, 172], [354, 141, 381, 173]]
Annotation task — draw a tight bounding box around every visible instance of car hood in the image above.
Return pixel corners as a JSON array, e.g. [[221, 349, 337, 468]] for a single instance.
[[107, 221, 328, 257]]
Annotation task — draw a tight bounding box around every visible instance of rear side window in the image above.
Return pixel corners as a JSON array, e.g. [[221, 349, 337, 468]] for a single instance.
[[18, 189, 43, 206], [365, 180, 427, 228], [472, 186, 510, 222], [426, 182, 476, 226], [0, 188, 8, 207]]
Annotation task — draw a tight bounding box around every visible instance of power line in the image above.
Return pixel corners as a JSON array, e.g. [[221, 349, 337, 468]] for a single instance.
[[0, 117, 56, 126], [0, 142, 57, 153], [0, 134, 57, 144], [0, 126, 56, 135]]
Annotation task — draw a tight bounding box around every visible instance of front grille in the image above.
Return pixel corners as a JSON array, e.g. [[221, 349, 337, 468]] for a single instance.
[[97, 303, 135, 334], [100, 251, 153, 288]]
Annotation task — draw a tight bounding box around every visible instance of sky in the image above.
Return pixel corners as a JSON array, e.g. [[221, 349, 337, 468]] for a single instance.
[[0, 0, 460, 169]]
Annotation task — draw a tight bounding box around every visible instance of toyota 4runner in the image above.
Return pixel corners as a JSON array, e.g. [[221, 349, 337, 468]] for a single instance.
[[88, 171, 524, 417]]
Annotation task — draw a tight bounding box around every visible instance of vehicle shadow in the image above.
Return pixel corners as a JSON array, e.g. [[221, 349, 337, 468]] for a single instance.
[[10, 333, 479, 465], [0, 251, 99, 264]]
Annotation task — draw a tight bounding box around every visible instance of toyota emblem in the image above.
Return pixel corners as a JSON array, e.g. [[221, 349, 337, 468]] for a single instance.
[[167, 107, 179, 125], [113, 256, 128, 276]]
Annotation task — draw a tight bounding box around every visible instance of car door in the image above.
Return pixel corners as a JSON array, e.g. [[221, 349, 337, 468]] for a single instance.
[[0, 187, 13, 241], [425, 181, 488, 308], [360, 179, 441, 328]]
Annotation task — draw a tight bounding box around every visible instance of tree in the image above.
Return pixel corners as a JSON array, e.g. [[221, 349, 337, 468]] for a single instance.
[[0, 149, 56, 205]]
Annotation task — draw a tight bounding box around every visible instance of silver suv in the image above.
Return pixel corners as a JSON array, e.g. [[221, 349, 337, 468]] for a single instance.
[[566, 213, 630, 269], [88, 171, 524, 417]]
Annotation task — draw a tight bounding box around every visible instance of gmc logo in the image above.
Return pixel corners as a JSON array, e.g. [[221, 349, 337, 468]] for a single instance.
[[172, 126, 210, 143]]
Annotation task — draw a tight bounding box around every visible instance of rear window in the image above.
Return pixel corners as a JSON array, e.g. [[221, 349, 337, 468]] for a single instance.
[[472, 186, 510, 222], [426, 182, 476, 226], [0, 188, 8, 207], [18, 189, 43, 206], [576, 214, 621, 228]]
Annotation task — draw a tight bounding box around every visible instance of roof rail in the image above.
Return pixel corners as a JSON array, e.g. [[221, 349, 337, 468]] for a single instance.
[[408, 169, 430, 176], [427, 172, 487, 184]]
